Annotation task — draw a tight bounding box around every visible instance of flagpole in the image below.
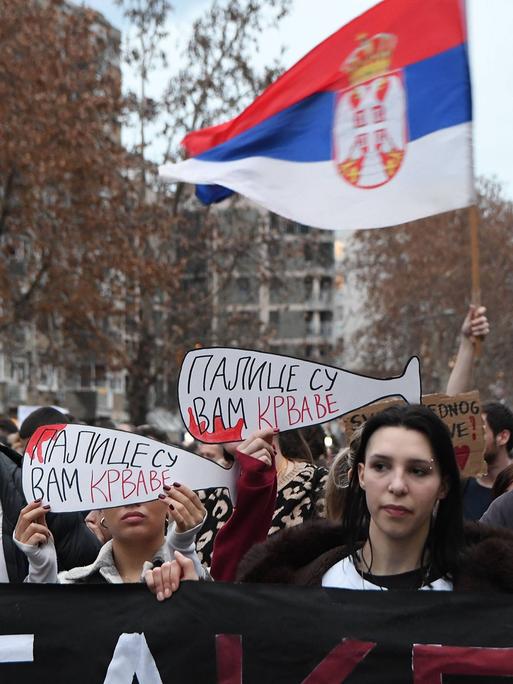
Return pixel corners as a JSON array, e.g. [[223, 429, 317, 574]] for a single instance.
[[469, 204, 482, 357], [462, 0, 481, 357]]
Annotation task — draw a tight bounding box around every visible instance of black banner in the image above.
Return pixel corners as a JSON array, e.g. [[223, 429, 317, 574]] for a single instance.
[[1, 582, 513, 683]]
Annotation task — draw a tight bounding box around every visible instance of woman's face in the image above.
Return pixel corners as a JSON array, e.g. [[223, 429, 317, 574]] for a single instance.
[[358, 426, 448, 543], [101, 500, 168, 544]]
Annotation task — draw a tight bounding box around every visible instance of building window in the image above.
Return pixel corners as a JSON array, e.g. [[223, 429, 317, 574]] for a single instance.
[[80, 365, 93, 389], [269, 310, 280, 326], [318, 242, 334, 264], [304, 276, 313, 299]]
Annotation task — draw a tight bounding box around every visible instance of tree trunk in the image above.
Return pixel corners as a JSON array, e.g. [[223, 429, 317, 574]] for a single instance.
[[125, 330, 155, 425]]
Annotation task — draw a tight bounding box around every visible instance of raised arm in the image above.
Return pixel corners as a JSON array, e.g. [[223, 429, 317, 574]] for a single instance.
[[446, 305, 489, 395], [210, 429, 277, 582]]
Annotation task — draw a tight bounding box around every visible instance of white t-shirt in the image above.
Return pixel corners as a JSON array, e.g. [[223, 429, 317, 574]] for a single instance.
[[321, 555, 452, 591], [0, 500, 10, 582]]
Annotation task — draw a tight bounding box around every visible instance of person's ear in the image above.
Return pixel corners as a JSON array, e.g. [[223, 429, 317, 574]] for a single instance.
[[438, 476, 450, 501], [358, 462, 365, 490], [497, 429, 511, 448]]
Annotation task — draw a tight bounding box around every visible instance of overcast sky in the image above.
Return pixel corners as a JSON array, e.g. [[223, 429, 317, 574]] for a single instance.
[[77, 0, 513, 198]]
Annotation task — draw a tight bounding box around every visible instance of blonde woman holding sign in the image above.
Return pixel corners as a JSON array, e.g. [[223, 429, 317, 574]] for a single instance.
[[14, 428, 278, 598], [14, 483, 207, 599]]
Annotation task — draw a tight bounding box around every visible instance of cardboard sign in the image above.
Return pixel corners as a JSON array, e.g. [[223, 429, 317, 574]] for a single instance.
[[423, 392, 485, 476], [343, 398, 404, 437], [178, 348, 421, 443], [343, 391, 485, 476], [22, 424, 239, 512]]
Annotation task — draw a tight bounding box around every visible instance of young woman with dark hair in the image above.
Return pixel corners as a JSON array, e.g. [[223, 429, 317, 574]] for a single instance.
[[325, 405, 463, 589], [234, 405, 513, 592]]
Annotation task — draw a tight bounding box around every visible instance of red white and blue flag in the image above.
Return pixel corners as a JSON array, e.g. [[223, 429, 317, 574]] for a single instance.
[[160, 0, 473, 230]]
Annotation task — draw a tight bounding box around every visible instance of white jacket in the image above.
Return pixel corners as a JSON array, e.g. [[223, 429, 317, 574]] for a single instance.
[[13, 518, 207, 584]]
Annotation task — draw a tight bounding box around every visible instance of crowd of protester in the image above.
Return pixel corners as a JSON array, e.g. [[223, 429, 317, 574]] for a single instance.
[[2, 305, 513, 600]]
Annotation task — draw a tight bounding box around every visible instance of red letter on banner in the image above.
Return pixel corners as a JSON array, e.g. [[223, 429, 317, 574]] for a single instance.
[[216, 635, 374, 683], [413, 644, 513, 683], [300, 639, 376, 683], [216, 634, 242, 684]]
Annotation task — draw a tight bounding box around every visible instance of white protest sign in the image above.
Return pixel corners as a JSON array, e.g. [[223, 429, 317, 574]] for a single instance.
[[22, 424, 239, 512], [178, 348, 422, 443]]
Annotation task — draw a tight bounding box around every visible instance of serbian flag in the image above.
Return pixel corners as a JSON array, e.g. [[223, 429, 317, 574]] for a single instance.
[[160, 0, 473, 231]]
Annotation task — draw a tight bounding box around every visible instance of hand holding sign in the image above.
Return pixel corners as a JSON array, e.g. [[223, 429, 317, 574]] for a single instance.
[[224, 428, 277, 467], [14, 500, 53, 546], [159, 483, 205, 533], [179, 348, 421, 443]]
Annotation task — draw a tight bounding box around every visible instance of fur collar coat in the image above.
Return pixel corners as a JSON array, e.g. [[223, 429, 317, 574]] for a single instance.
[[236, 520, 513, 591]]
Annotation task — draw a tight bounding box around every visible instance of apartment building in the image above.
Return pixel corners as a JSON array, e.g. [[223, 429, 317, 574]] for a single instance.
[[215, 207, 337, 363]]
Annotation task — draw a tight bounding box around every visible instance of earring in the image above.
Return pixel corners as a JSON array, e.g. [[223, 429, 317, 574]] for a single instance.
[[100, 517, 108, 529]]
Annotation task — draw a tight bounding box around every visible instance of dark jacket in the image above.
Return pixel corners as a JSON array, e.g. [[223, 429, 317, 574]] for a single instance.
[[237, 519, 513, 591], [0, 453, 101, 582]]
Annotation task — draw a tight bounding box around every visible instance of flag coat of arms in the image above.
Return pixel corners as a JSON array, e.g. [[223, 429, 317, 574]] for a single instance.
[[160, 0, 473, 231]]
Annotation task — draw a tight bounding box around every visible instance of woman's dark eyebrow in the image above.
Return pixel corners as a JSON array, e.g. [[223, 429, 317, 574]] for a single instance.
[[367, 453, 432, 465]]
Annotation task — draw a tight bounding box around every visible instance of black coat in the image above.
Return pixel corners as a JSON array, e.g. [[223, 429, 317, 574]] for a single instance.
[[237, 519, 513, 591], [0, 453, 101, 582]]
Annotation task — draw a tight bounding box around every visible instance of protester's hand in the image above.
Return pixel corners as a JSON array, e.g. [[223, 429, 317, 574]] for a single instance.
[[14, 500, 53, 546], [224, 428, 277, 467], [159, 484, 205, 533], [461, 305, 489, 342], [145, 551, 199, 601]]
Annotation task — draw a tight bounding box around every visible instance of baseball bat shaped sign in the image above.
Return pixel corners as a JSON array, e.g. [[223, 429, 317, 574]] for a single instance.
[[22, 424, 239, 512], [179, 348, 421, 443]]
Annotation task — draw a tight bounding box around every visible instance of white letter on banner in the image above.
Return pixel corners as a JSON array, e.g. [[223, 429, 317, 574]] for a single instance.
[[0, 634, 34, 663], [103, 633, 162, 684]]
